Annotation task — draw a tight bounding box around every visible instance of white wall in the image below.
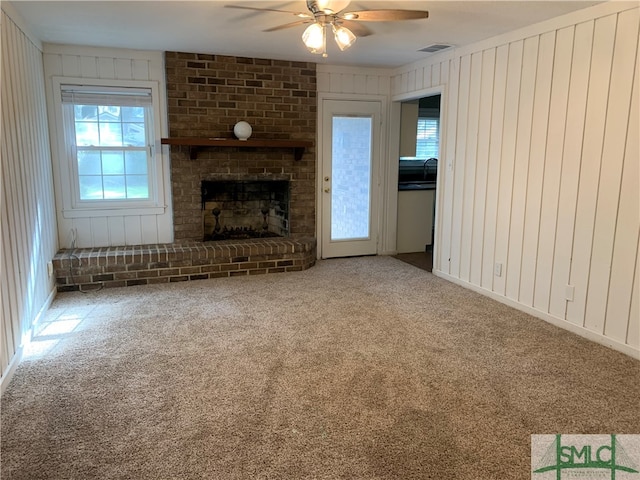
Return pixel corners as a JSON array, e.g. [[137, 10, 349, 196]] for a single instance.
[[1, 6, 58, 389], [42, 44, 173, 248], [391, 1, 639, 358]]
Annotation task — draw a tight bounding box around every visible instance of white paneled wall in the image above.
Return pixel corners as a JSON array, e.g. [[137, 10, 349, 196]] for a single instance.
[[317, 65, 392, 96], [42, 44, 172, 248], [392, 2, 640, 357], [1, 7, 58, 387]]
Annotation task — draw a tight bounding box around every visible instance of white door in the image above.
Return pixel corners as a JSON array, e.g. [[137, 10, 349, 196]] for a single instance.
[[321, 100, 381, 258]]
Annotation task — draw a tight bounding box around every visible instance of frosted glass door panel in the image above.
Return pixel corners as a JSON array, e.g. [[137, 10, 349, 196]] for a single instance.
[[331, 116, 373, 241]]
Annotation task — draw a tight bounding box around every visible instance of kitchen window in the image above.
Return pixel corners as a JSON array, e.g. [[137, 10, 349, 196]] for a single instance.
[[416, 117, 439, 159]]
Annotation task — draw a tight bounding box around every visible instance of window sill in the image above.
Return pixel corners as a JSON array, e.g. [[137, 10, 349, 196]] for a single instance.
[[62, 205, 166, 218]]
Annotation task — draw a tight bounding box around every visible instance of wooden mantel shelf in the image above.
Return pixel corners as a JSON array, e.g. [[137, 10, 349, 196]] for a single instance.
[[161, 137, 313, 161]]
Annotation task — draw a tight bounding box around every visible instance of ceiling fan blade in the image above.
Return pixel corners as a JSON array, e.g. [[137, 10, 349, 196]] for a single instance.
[[339, 20, 372, 37], [342, 9, 429, 21], [224, 5, 312, 18], [264, 20, 312, 32]]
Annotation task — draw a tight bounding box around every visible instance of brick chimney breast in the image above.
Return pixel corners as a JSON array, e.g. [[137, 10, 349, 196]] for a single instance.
[[164, 52, 317, 242]]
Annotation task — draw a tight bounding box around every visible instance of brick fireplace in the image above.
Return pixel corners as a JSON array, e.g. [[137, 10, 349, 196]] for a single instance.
[[53, 53, 318, 292]]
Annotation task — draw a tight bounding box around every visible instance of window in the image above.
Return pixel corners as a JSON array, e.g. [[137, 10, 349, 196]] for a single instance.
[[416, 117, 439, 159], [52, 78, 166, 218], [61, 85, 153, 203]]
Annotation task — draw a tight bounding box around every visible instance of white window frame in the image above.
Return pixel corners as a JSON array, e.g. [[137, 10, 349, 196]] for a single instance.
[[52, 77, 166, 218]]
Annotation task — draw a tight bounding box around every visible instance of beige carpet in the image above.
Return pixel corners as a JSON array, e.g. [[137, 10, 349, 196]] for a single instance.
[[2, 256, 638, 479]]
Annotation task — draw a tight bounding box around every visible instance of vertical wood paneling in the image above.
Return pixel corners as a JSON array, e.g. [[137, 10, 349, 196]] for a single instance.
[[107, 217, 126, 245], [493, 40, 524, 296], [79, 56, 98, 77], [353, 74, 366, 94], [603, 42, 639, 342], [627, 252, 639, 348], [459, 52, 482, 282], [389, 2, 639, 356], [141, 216, 159, 244], [61, 54, 79, 76], [97, 57, 115, 78], [506, 36, 539, 301], [132, 59, 149, 80], [449, 55, 471, 278], [91, 217, 110, 247], [549, 21, 594, 319], [414, 67, 424, 90], [406, 70, 416, 92], [584, 9, 639, 334], [124, 216, 143, 245], [519, 31, 555, 306], [431, 63, 441, 86], [533, 26, 574, 312], [72, 218, 93, 248], [481, 45, 509, 290], [1, 9, 58, 383], [341, 74, 354, 93], [115, 58, 132, 79], [470, 48, 496, 286], [566, 14, 617, 327], [438, 58, 460, 274]]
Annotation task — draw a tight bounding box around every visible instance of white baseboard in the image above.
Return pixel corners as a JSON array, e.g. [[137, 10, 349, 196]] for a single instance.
[[432, 269, 639, 360], [0, 287, 57, 395]]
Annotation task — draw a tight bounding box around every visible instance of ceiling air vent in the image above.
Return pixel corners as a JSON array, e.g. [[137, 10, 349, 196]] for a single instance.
[[419, 44, 453, 54]]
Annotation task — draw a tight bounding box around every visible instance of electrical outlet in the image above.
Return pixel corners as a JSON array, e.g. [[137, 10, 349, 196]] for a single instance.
[[565, 285, 575, 301], [494, 262, 503, 277], [47, 261, 54, 277]]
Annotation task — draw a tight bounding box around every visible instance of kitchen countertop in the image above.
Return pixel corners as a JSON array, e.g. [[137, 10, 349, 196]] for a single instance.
[[398, 181, 436, 191]]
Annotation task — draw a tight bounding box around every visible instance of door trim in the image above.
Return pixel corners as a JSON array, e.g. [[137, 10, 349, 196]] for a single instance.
[[389, 85, 446, 271], [316, 93, 388, 259]]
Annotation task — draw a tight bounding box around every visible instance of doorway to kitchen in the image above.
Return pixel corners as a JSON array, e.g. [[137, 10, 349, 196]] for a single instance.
[[394, 93, 441, 272]]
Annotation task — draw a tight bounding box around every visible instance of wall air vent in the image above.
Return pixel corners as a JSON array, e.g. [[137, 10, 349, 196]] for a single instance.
[[418, 44, 453, 53]]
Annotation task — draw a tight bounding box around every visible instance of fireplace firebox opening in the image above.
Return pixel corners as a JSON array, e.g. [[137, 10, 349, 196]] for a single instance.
[[201, 180, 290, 242]]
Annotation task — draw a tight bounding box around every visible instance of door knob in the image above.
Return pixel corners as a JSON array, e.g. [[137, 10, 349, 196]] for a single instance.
[[324, 187, 330, 193]]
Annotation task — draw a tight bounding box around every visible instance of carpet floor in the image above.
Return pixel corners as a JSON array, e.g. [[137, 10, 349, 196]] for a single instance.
[[1, 256, 638, 479]]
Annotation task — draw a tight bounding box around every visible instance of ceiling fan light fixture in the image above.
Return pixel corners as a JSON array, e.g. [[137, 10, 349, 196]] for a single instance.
[[315, 0, 351, 14], [302, 22, 326, 55], [332, 24, 356, 51]]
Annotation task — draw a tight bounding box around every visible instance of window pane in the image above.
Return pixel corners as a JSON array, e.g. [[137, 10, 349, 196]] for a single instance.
[[121, 107, 145, 122], [77, 150, 102, 175], [75, 105, 97, 120], [125, 151, 148, 174], [331, 116, 372, 241], [103, 176, 126, 199], [99, 106, 121, 122], [75, 121, 99, 146], [79, 175, 103, 200], [416, 118, 439, 158], [123, 123, 146, 146], [99, 122, 123, 146], [126, 175, 149, 199], [102, 151, 125, 175]]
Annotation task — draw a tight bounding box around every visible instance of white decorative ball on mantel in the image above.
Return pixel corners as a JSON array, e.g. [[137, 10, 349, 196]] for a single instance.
[[233, 121, 252, 141]]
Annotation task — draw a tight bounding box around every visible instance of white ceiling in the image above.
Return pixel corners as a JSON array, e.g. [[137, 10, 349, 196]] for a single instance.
[[10, 0, 604, 67]]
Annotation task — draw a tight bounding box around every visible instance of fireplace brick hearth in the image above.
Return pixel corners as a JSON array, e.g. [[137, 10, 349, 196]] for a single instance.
[[53, 238, 316, 292]]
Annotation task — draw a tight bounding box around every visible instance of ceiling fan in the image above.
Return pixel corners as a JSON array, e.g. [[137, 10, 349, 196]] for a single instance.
[[225, 1, 429, 57]]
